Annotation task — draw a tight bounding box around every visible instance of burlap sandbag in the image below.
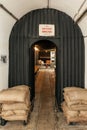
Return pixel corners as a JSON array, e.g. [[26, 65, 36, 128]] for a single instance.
[[68, 104, 87, 111], [1, 110, 14, 116], [2, 103, 30, 111], [61, 102, 79, 118], [66, 116, 87, 124], [81, 100, 87, 105], [0, 104, 2, 113], [2, 115, 28, 121], [0, 89, 27, 103], [63, 87, 84, 93], [63, 87, 87, 106], [79, 111, 87, 118], [10, 85, 30, 92], [13, 110, 28, 116], [13, 85, 31, 106], [64, 93, 87, 108], [25, 91, 31, 106], [64, 93, 81, 107], [64, 90, 87, 103], [10, 85, 31, 105], [1, 110, 28, 117]]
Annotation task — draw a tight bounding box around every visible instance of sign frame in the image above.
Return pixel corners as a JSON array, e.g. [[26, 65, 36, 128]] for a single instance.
[[39, 24, 55, 37]]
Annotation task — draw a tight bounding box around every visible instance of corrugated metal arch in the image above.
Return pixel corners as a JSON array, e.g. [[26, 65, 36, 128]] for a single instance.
[[9, 8, 85, 107]]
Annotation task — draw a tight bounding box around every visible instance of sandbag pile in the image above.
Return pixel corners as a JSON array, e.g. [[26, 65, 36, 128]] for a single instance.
[[0, 104, 2, 114], [0, 85, 31, 122], [62, 87, 87, 124]]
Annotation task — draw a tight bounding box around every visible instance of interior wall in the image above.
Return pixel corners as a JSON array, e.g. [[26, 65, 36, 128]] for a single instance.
[[78, 14, 87, 88], [0, 8, 16, 90]]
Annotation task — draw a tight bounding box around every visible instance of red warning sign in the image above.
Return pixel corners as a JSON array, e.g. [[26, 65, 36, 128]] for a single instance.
[[39, 24, 55, 36]]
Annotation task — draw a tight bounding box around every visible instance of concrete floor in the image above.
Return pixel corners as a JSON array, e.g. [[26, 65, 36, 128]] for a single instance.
[[0, 68, 87, 130]]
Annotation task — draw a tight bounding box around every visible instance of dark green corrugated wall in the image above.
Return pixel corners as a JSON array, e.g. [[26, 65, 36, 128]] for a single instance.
[[9, 8, 84, 106]]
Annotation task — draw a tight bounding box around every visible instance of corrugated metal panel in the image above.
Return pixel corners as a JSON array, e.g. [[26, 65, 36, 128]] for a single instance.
[[9, 8, 84, 106]]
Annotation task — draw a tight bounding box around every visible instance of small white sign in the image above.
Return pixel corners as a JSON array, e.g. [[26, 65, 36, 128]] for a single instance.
[[39, 24, 55, 36]]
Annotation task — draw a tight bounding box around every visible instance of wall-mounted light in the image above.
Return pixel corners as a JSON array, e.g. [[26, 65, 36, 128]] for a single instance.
[[0, 55, 7, 63], [34, 46, 39, 51]]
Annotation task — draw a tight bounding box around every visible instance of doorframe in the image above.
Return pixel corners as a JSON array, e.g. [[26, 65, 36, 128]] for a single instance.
[[29, 38, 59, 105]]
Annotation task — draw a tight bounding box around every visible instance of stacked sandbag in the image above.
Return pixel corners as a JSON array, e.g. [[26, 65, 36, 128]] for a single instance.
[[0, 104, 2, 114], [62, 87, 87, 124], [0, 85, 31, 122]]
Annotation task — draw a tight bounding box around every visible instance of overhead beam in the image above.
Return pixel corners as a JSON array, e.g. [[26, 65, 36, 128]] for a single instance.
[[47, 0, 50, 8], [84, 35, 87, 38], [76, 9, 87, 38], [0, 4, 18, 21], [73, 0, 86, 20], [76, 9, 87, 23]]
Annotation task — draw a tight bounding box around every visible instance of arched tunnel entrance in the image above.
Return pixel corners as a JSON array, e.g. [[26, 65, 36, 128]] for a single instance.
[[9, 8, 85, 108]]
